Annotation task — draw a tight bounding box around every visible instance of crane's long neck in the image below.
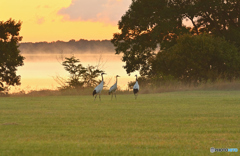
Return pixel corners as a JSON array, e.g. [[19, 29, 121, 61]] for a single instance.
[[102, 75, 104, 81], [116, 76, 118, 83], [136, 76, 137, 81]]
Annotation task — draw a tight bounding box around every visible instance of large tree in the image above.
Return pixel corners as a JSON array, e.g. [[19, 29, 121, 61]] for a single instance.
[[0, 19, 24, 93], [111, 0, 240, 75]]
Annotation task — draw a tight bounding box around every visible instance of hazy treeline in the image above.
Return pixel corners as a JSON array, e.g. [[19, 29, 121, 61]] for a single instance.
[[19, 39, 115, 54]]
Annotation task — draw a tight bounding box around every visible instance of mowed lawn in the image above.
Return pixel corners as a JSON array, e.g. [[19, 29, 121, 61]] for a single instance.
[[0, 91, 239, 155]]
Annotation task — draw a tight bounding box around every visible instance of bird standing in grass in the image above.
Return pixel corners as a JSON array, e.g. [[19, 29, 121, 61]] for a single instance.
[[109, 75, 120, 100], [93, 72, 106, 101], [133, 75, 139, 99]]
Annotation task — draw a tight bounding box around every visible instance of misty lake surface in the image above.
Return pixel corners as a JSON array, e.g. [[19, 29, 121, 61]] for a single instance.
[[14, 53, 138, 93]]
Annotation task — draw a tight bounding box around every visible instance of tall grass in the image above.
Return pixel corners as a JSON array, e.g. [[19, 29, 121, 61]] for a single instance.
[[137, 79, 240, 94], [7, 79, 240, 97]]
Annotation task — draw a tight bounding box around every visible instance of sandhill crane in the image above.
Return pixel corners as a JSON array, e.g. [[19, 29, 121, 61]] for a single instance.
[[109, 75, 120, 100], [93, 72, 106, 101], [133, 75, 139, 99]]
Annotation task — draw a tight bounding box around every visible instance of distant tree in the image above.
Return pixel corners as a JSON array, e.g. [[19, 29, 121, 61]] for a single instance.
[[152, 34, 240, 83], [54, 56, 104, 90], [111, 0, 240, 75], [0, 19, 24, 94], [62, 56, 87, 89]]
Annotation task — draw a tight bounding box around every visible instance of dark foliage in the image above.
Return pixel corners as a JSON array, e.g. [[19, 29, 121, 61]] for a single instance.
[[111, 0, 240, 79], [0, 19, 24, 94], [153, 34, 240, 83]]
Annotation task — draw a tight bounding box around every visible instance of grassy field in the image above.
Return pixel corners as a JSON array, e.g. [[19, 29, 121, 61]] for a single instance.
[[0, 91, 239, 155]]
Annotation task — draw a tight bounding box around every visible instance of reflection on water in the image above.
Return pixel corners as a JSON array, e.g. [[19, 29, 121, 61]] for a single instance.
[[14, 53, 138, 93]]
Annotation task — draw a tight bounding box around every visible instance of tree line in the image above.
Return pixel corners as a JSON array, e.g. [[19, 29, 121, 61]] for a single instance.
[[19, 39, 115, 54]]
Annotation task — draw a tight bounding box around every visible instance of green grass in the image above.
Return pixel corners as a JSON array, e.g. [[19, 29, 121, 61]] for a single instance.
[[0, 91, 240, 155]]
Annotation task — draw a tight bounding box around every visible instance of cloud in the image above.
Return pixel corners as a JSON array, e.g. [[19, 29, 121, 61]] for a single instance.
[[36, 5, 51, 9], [36, 16, 45, 25], [58, 0, 131, 24]]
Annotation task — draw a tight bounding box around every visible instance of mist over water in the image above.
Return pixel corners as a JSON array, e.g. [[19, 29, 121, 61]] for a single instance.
[[15, 53, 138, 93]]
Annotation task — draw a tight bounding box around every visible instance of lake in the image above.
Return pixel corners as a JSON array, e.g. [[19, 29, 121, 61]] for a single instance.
[[14, 53, 138, 93]]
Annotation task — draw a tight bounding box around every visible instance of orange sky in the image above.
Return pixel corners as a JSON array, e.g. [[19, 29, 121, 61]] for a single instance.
[[1, 0, 132, 43]]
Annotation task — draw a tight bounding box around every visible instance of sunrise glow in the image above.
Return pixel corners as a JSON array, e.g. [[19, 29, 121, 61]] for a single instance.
[[2, 0, 134, 92], [1, 0, 131, 42]]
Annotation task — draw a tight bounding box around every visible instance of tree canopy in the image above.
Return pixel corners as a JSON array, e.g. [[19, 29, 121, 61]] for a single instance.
[[0, 19, 24, 93], [111, 0, 240, 76], [153, 33, 240, 83]]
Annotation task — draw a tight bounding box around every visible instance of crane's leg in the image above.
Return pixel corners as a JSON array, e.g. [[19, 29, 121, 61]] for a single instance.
[[135, 94, 138, 100], [111, 93, 113, 100], [94, 94, 97, 101], [99, 94, 101, 101], [114, 92, 117, 99]]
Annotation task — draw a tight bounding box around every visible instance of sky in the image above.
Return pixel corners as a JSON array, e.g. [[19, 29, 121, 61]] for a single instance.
[[1, 0, 132, 43]]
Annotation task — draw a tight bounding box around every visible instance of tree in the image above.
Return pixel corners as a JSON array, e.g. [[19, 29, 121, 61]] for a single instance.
[[111, 0, 240, 75], [0, 19, 24, 94], [152, 34, 240, 83], [82, 65, 104, 87], [111, 0, 192, 74], [54, 56, 104, 90], [62, 56, 87, 89]]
